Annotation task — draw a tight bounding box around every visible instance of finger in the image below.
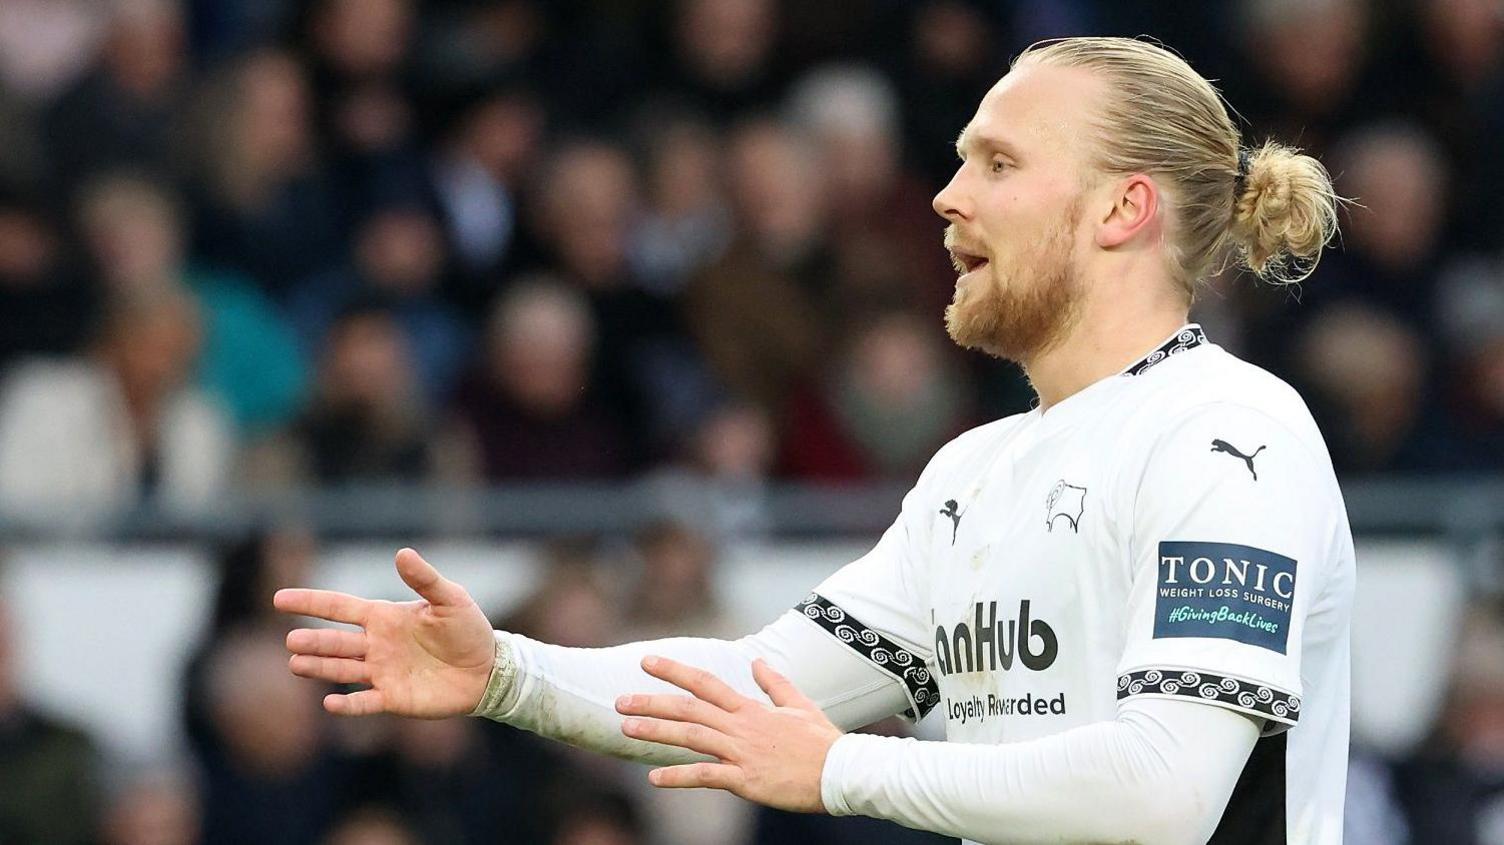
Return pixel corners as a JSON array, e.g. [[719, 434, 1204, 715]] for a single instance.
[[621, 717, 736, 759], [324, 689, 386, 717], [648, 762, 743, 791], [289, 654, 371, 685], [286, 627, 367, 659], [273, 588, 370, 626], [641, 657, 747, 712], [615, 693, 733, 731], [752, 658, 816, 710], [395, 548, 468, 607]]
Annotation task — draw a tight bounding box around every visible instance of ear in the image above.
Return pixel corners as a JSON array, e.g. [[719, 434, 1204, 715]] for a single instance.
[[1095, 174, 1159, 249]]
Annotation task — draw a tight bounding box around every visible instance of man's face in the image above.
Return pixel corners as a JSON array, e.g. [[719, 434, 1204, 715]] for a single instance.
[[933, 62, 1104, 363]]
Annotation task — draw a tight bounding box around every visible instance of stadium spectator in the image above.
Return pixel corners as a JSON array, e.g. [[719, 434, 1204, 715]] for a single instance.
[[1407, 0, 1504, 250], [0, 0, 106, 105], [423, 83, 544, 310], [498, 542, 622, 650], [0, 190, 98, 374], [0, 292, 232, 526], [321, 806, 419, 845], [546, 788, 645, 845], [623, 520, 741, 642], [300, 0, 424, 225], [683, 119, 824, 415], [411, 0, 547, 92], [100, 765, 201, 845], [1294, 304, 1448, 473], [1436, 255, 1504, 469], [43, 0, 188, 195], [453, 279, 632, 481], [1233, 0, 1379, 154], [643, 400, 777, 541], [628, 112, 732, 294], [781, 311, 970, 480], [189, 50, 343, 298], [181, 527, 317, 756], [289, 200, 468, 405], [0, 595, 102, 845], [1395, 600, 1504, 842], [78, 172, 308, 435], [271, 304, 456, 485], [379, 714, 548, 845], [529, 139, 716, 448], [197, 629, 348, 845], [897, 1, 1008, 187], [1322, 123, 1451, 331], [788, 65, 955, 318], [662, 0, 783, 125]]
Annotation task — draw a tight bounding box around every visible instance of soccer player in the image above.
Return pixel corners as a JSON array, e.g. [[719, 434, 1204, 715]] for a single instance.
[[276, 37, 1350, 844]]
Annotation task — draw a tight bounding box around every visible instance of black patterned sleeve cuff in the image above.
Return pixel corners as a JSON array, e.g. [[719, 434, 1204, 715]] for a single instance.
[[793, 593, 940, 720], [1117, 667, 1300, 731]]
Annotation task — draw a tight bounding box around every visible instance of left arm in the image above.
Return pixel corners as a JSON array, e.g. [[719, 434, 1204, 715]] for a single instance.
[[620, 658, 1256, 844], [819, 696, 1258, 845]]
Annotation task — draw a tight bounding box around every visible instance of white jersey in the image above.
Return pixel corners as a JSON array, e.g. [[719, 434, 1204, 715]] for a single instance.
[[800, 325, 1354, 843]]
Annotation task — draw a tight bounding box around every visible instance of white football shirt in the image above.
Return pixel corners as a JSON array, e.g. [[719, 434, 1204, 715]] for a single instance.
[[798, 325, 1354, 843]]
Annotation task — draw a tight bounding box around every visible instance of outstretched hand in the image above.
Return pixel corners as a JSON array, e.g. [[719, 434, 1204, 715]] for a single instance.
[[615, 656, 842, 813], [273, 548, 495, 718]]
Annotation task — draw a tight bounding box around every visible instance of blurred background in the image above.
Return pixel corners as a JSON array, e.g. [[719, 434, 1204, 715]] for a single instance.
[[0, 0, 1500, 843]]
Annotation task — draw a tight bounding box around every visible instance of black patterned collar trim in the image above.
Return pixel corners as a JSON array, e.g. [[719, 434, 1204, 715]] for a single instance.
[[1122, 324, 1208, 377]]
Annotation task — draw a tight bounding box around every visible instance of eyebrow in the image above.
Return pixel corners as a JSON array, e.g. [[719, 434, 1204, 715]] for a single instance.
[[954, 128, 1018, 159]]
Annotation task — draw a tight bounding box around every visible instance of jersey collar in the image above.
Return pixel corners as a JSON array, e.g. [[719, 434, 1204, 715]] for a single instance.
[[1120, 323, 1208, 377]]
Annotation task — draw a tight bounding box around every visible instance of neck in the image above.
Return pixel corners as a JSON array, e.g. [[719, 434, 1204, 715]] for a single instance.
[[1023, 275, 1189, 410]]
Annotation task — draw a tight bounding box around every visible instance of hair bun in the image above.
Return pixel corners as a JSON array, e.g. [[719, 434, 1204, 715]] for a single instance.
[[1230, 140, 1340, 284]]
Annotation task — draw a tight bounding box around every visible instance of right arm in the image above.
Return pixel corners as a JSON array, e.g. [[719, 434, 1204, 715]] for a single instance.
[[473, 611, 908, 765], [473, 475, 945, 763], [276, 475, 941, 765]]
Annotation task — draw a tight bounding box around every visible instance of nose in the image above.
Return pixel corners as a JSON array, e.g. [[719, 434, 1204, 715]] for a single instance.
[[932, 168, 970, 223]]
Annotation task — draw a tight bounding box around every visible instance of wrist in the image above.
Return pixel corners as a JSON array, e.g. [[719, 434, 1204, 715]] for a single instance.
[[820, 733, 865, 816], [468, 631, 520, 719]]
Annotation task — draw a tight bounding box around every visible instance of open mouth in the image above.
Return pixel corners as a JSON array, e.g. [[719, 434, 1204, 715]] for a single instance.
[[949, 249, 990, 276]]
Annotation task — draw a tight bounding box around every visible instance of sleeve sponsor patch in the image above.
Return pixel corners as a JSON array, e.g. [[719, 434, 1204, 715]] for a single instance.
[[1153, 541, 1296, 654]]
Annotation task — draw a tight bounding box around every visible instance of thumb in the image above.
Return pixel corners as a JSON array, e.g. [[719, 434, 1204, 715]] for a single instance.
[[395, 548, 468, 607], [752, 658, 815, 710]]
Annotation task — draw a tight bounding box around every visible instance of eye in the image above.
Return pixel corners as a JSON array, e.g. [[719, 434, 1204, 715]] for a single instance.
[[990, 158, 1008, 174]]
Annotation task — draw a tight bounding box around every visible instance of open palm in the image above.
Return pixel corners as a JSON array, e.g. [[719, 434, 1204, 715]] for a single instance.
[[273, 548, 496, 718]]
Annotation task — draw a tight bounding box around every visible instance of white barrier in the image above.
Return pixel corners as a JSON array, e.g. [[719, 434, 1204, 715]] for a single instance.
[[0, 538, 1463, 763]]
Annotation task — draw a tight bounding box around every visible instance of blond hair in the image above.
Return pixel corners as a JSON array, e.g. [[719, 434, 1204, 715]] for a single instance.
[[1016, 37, 1339, 296]]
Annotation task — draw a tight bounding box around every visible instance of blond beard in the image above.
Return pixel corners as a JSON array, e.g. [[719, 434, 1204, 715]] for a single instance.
[[943, 204, 1084, 364]]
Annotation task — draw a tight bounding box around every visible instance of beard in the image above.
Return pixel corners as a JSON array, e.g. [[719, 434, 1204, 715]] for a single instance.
[[943, 200, 1085, 364]]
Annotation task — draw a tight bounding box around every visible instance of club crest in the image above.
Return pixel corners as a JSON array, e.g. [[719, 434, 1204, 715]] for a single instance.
[[1045, 480, 1087, 533]]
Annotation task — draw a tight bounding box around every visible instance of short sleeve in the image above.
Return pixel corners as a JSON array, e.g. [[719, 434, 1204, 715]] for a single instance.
[[1115, 403, 1339, 733], [797, 481, 940, 720]]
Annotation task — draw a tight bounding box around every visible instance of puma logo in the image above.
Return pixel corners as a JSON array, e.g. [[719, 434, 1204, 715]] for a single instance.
[[939, 499, 963, 544], [1210, 439, 1266, 480]]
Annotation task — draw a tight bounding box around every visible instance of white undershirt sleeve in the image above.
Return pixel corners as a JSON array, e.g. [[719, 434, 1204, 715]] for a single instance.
[[470, 609, 911, 765], [821, 696, 1260, 845]]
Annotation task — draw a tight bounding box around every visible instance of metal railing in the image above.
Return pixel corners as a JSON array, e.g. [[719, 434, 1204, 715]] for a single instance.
[[3, 477, 1501, 543]]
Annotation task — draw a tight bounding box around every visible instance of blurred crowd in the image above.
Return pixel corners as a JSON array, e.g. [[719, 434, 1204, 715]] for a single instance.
[[0, 0, 1499, 534], [0, 0, 1503, 842], [0, 523, 962, 845]]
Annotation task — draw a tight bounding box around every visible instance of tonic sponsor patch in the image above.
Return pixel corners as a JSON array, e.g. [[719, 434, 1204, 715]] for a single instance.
[[1153, 541, 1296, 654]]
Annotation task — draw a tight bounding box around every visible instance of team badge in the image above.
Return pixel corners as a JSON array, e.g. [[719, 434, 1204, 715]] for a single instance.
[[1045, 480, 1086, 533]]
